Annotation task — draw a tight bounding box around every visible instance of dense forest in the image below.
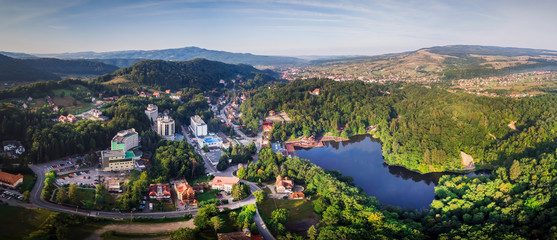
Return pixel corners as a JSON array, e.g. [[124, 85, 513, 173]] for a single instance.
[[0, 54, 60, 82], [241, 79, 557, 173], [19, 58, 119, 76], [95, 58, 277, 90]]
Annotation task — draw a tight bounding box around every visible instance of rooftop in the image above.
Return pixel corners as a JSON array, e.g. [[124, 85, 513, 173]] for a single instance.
[[191, 115, 206, 125], [146, 104, 158, 111], [112, 128, 138, 144], [157, 115, 174, 123], [101, 149, 125, 158], [211, 176, 239, 186], [0, 171, 23, 185]]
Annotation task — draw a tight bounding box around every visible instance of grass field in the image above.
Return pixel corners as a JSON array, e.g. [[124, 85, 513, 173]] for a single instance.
[[196, 190, 219, 202], [259, 198, 316, 222], [0, 205, 52, 240]]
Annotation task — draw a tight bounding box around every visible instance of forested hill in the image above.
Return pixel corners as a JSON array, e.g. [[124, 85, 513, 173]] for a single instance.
[[241, 78, 557, 173], [20, 58, 119, 76], [96, 58, 277, 90], [37, 46, 307, 66], [0, 54, 60, 82]]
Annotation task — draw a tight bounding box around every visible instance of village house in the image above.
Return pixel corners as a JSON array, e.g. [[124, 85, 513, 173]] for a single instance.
[[149, 183, 171, 200], [91, 109, 103, 118], [269, 110, 276, 116], [309, 88, 320, 96], [58, 114, 77, 123], [289, 192, 305, 200], [174, 179, 198, 205], [107, 180, 121, 193], [210, 176, 239, 193], [0, 170, 24, 188], [275, 175, 293, 193]]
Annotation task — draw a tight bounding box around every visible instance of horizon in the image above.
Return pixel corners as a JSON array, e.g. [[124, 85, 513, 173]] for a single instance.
[[1, 0, 557, 56]]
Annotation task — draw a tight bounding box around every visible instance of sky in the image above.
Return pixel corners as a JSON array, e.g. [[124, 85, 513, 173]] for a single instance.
[[1, 0, 556, 56]]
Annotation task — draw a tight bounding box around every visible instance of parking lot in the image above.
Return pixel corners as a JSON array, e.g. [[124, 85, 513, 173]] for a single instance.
[[56, 169, 100, 187]]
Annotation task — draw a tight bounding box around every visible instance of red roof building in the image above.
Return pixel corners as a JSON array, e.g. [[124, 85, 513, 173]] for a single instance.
[[275, 175, 293, 193], [0, 170, 24, 188], [149, 183, 171, 200], [210, 176, 239, 193]]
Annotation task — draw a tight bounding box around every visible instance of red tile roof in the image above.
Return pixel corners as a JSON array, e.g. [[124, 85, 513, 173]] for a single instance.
[[0, 171, 23, 186]]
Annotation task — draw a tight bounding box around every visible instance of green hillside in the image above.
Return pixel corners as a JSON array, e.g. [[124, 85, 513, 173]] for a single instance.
[[20, 58, 119, 76], [0, 54, 60, 83], [96, 58, 277, 90]]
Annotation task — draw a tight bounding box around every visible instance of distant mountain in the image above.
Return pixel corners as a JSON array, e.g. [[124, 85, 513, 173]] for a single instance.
[[20, 58, 119, 77], [0, 54, 60, 83], [296, 45, 557, 81], [37, 46, 307, 66], [0, 51, 38, 59], [88, 58, 143, 68], [96, 58, 277, 90]]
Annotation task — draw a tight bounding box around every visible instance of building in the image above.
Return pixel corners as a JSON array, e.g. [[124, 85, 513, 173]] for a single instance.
[[145, 104, 158, 123], [200, 136, 223, 149], [190, 115, 208, 137], [111, 128, 139, 152], [58, 114, 77, 123], [149, 184, 171, 200], [174, 179, 197, 204], [101, 128, 142, 171], [217, 230, 251, 240], [91, 109, 103, 118], [275, 175, 293, 193], [309, 88, 320, 96], [289, 192, 305, 200], [210, 176, 239, 193], [269, 110, 276, 116], [156, 115, 175, 140], [0, 170, 24, 188], [107, 180, 121, 192]]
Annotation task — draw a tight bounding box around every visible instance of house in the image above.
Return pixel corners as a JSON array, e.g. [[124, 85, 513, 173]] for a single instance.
[[289, 192, 305, 200], [153, 92, 160, 98], [53, 105, 60, 111], [58, 114, 77, 123], [309, 88, 320, 96], [217, 229, 251, 240], [275, 175, 293, 193], [22, 103, 27, 109], [269, 110, 276, 116], [107, 180, 121, 192], [210, 176, 239, 193], [174, 179, 197, 204], [139, 92, 147, 97], [165, 89, 171, 94], [91, 109, 103, 118], [0, 170, 24, 188], [27, 97, 33, 101], [149, 184, 171, 200], [262, 121, 274, 132]]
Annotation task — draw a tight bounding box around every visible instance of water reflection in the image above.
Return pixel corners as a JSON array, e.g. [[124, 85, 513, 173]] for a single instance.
[[295, 135, 489, 209]]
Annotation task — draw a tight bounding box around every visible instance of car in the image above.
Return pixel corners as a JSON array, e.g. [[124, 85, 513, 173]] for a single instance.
[[62, 177, 65, 180], [52, 165, 57, 168], [83, 176, 86, 179], [87, 176, 91, 179], [60, 163, 65, 167], [282, 195, 288, 199]]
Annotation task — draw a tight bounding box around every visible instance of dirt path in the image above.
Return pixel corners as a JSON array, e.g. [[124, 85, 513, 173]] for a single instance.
[[85, 220, 194, 240]]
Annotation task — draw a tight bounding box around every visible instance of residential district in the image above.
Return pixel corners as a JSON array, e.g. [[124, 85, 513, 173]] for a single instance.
[[0, 92, 311, 240]]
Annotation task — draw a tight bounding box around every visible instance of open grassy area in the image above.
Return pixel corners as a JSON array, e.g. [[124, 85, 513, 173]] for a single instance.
[[68, 223, 107, 240], [52, 88, 75, 97], [0, 205, 52, 240], [259, 198, 316, 222], [196, 190, 219, 202], [18, 174, 37, 193]]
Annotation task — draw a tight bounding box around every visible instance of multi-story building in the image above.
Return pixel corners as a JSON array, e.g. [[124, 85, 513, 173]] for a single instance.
[[174, 179, 197, 204], [101, 128, 141, 171], [190, 115, 208, 137], [210, 176, 239, 193], [111, 128, 139, 152], [156, 115, 175, 140], [144, 104, 158, 124]]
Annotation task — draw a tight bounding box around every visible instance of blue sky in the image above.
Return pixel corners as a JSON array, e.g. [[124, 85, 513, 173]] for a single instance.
[[1, 0, 556, 56]]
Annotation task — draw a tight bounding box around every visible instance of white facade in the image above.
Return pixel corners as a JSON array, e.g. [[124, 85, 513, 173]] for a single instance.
[[145, 104, 158, 124], [157, 115, 176, 140], [111, 128, 139, 152], [190, 115, 208, 137]]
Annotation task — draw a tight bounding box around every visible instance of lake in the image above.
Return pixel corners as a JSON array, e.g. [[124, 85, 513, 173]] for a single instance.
[[295, 134, 488, 209]]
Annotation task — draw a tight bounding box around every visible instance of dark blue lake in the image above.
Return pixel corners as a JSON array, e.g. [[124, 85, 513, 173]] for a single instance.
[[295, 134, 487, 209]]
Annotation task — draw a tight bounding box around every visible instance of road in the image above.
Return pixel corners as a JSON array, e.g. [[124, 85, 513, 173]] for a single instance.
[[27, 103, 275, 239]]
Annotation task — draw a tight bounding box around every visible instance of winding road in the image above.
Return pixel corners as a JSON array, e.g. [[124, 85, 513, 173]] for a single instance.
[[28, 142, 274, 239]]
